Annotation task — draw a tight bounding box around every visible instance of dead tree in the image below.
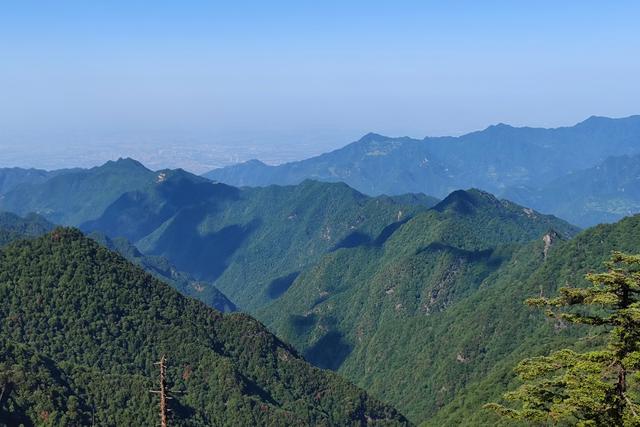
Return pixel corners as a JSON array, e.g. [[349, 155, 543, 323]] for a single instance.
[[151, 355, 170, 427]]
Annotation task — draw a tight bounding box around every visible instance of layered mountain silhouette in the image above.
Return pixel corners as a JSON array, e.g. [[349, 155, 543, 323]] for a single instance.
[[2, 154, 639, 424], [206, 115, 640, 226], [0, 160, 433, 310]]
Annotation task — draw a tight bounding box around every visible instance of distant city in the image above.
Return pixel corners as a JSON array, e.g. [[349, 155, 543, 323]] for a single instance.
[[0, 129, 357, 173]]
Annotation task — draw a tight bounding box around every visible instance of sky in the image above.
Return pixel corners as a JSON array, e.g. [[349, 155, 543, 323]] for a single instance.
[[1, 1, 639, 164]]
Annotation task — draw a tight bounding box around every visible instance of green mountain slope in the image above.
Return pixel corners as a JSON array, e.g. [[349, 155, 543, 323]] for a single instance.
[[206, 115, 640, 225], [0, 229, 409, 426], [425, 214, 640, 426], [81, 174, 431, 310], [0, 212, 236, 313], [255, 191, 586, 423]]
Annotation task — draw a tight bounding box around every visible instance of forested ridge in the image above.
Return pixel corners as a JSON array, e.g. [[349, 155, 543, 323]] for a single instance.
[[0, 211, 236, 313], [0, 228, 409, 426]]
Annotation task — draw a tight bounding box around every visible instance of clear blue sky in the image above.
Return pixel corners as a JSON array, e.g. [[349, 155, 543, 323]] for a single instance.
[[1, 0, 639, 143]]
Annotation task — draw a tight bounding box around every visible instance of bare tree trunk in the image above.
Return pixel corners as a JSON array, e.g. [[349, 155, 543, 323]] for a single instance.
[[151, 355, 169, 427]]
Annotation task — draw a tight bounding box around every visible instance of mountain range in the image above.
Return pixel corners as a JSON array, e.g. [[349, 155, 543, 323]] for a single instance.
[[0, 159, 433, 310], [1, 151, 639, 424], [261, 204, 639, 424], [205, 115, 640, 227], [0, 159, 156, 225]]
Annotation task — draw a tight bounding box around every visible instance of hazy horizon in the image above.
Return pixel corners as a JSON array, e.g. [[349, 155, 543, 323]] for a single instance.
[[2, 1, 639, 171], [2, 113, 638, 173]]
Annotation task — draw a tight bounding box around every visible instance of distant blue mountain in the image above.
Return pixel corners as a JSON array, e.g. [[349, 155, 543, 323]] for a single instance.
[[205, 115, 640, 225], [504, 153, 640, 227], [0, 167, 78, 195]]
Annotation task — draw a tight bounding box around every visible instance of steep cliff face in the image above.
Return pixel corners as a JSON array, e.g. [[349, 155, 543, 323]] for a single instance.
[[542, 230, 561, 259]]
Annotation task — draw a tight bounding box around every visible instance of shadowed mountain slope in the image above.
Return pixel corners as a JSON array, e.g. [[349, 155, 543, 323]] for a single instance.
[[87, 176, 432, 310], [0, 212, 54, 247]]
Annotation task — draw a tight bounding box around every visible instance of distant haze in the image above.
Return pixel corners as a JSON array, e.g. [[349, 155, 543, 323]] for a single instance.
[[1, 1, 639, 170]]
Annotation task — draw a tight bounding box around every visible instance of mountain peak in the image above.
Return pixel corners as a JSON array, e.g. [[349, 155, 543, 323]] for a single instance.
[[577, 115, 612, 127], [433, 189, 498, 215], [485, 122, 515, 132], [357, 132, 388, 143], [102, 157, 149, 171], [48, 227, 85, 242], [575, 114, 640, 128]]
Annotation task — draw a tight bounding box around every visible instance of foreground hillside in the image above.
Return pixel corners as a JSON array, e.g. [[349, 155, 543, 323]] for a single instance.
[[259, 193, 638, 424], [426, 214, 640, 426], [206, 115, 640, 226], [0, 229, 409, 426]]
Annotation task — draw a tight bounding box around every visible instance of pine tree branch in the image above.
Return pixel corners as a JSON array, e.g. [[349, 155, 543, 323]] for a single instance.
[[624, 393, 639, 418]]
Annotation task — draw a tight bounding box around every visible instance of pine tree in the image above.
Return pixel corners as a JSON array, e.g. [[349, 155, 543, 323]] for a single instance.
[[485, 252, 640, 426]]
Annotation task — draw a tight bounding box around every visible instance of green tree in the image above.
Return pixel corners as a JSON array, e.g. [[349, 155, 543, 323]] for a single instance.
[[486, 252, 640, 426]]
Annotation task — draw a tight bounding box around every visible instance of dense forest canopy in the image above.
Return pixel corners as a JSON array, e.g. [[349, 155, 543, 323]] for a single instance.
[[0, 228, 409, 426]]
